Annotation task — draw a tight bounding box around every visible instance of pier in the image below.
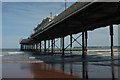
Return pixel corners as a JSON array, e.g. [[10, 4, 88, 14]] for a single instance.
[[20, 2, 120, 57]]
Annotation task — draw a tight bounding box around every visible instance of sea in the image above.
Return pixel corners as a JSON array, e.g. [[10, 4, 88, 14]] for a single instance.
[[1, 47, 120, 79]]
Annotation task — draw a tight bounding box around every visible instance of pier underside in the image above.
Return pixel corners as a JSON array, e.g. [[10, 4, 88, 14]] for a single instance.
[[20, 2, 120, 57], [27, 2, 120, 44]]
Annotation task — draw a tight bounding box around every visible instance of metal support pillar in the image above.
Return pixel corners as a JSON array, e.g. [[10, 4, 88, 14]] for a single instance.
[[51, 39, 53, 53], [82, 32, 85, 57], [48, 40, 50, 52], [21, 44, 23, 50], [29, 45, 30, 50], [33, 44, 35, 50], [23, 44, 24, 50], [27, 45, 29, 50], [30, 44, 32, 50], [54, 39, 55, 52], [33, 44, 34, 50], [44, 40, 46, 52], [27, 45, 28, 50], [32, 44, 34, 50], [40, 42, 41, 52], [36, 44, 38, 50], [110, 25, 114, 57], [26, 45, 28, 50], [30, 44, 31, 50], [60, 38, 63, 52], [62, 36, 65, 56], [32, 45, 33, 50], [25, 44, 26, 50], [20, 44, 22, 50], [28, 45, 29, 50], [34, 44, 36, 50], [24, 45, 25, 50], [70, 34, 72, 55], [85, 31, 88, 55], [26, 45, 27, 50]]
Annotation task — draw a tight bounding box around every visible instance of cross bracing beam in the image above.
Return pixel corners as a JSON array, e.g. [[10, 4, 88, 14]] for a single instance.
[[64, 33, 82, 50]]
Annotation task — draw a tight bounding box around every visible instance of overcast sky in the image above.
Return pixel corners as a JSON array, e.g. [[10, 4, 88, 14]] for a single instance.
[[2, 2, 119, 49]]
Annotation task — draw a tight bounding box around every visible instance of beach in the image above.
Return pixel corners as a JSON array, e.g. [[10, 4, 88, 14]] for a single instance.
[[1, 48, 120, 79]]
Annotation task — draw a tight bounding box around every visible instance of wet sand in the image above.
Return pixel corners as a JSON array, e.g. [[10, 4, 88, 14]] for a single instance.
[[2, 63, 83, 78], [2, 50, 120, 79]]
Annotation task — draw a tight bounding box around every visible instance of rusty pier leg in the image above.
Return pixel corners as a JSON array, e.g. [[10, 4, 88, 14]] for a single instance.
[[30, 44, 32, 50], [24, 44, 25, 50], [27, 45, 28, 50], [20, 44, 23, 50], [23, 44, 25, 50], [51, 39, 53, 53], [40, 41, 41, 52], [34, 44, 35, 50], [26, 45, 27, 50], [31, 44, 33, 50], [82, 32, 85, 57], [33, 44, 35, 51], [48, 40, 50, 52], [54, 39, 55, 52], [44, 40, 46, 52], [36, 44, 38, 51], [110, 25, 114, 57], [27, 45, 29, 50], [25, 44, 27, 50], [62, 36, 65, 56], [60, 37, 63, 52], [27, 44, 28, 50], [70, 34, 72, 55], [85, 31, 88, 55], [32, 44, 33, 50]]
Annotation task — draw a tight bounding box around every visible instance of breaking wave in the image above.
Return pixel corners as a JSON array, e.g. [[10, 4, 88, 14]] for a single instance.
[[8, 51, 24, 55]]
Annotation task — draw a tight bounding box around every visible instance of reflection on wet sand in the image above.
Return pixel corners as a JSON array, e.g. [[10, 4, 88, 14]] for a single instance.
[[29, 63, 81, 78], [82, 61, 88, 79], [2, 58, 118, 79], [111, 58, 115, 80], [28, 60, 89, 79], [2, 54, 119, 79], [46, 57, 118, 79]]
